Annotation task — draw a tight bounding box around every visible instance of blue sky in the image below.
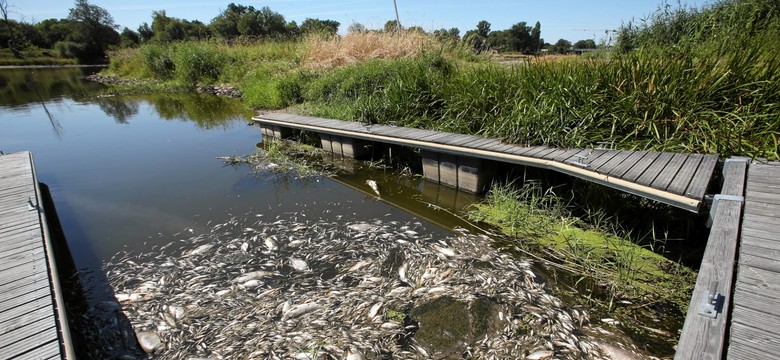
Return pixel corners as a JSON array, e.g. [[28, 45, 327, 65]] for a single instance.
[[9, 0, 709, 43]]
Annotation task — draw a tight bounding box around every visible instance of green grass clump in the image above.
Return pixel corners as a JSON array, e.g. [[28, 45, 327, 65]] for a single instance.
[[467, 181, 696, 311]]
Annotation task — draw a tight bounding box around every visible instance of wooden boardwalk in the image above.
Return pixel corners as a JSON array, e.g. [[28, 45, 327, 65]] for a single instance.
[[0, 152, 73, 359], [728, 162, 780, 359], [675, 160, 780, 359], [253, 113, 719, 212]]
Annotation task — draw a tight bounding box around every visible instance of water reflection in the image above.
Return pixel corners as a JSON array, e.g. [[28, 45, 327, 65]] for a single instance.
[[0, 67, 104, 108]]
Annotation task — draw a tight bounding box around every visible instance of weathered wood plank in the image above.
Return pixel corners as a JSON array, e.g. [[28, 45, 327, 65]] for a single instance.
[[651, 155, 688, 188], [667, 154, 704, 195], [594, 150, 634, 175], [623, 152, 672, 181], [684, 154, 719, 199], [725, 161, 780, 360], [609, 151, 647, 178], [531, 147, 559, 159], [554, 149, 590, 163], [541, 149, 569, 160], [0, 318, 57, 357], [675, 159, 746, 360], [729, 323, 780, 359], [732, 280, 780, 316]]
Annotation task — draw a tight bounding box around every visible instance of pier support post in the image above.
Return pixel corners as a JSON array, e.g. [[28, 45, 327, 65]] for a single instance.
[[318, 133, 371, 159], [260, 124, 293, 139], [421, 151, 494, 193]]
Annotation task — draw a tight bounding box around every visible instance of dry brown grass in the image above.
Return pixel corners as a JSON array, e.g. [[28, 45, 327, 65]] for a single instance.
[[303, 31, 436, 69]]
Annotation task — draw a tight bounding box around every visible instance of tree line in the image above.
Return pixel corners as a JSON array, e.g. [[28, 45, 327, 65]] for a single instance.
[[1, 0, 600, 63]]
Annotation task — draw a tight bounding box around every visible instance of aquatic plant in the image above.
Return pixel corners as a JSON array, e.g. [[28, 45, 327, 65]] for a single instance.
[[467, 181, 696, 314]]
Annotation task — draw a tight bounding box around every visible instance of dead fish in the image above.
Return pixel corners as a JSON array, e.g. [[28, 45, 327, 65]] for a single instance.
[[233, 271, 273, 283], [290, 257, 310, 272], [349, 260, 372, 272], [526, 350, 554, 359], [189, 244, 214, 256], [366, 180, 380, 196], [368, 302, 383, 320], [264, 236, 278, 251], [433, 244, 455, 257], [283, 303, 320, 319], [346, 348, 366, 360]]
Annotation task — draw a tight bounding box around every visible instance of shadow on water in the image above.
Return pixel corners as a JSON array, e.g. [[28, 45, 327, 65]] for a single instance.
[[40, 183, 148, 360]]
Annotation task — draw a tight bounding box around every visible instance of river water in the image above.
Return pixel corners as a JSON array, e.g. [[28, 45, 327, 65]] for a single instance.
[[0, 68, 663, 359]]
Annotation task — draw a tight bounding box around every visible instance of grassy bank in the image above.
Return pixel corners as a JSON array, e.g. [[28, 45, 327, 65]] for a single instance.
[[0, 48, 78, 66]]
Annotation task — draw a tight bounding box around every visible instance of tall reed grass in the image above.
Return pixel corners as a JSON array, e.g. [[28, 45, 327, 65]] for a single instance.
[[104, 3, 779, 159]]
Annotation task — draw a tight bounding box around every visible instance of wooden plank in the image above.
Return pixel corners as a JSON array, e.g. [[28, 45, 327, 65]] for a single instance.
[[587, 150, 621, 172], [0, 301, 56, 334], [675, 159, 746, 360], [667, 154, 704, 195], [746, 190, 780, 206], [733, 277, 780, 314], [611, 152, 652, 178], [515, 146, 549, 157], [635, 152, 673, 186], [594, 150, 634, 175], [554, 148, 588, 163], [532, 148, 560, 160], [650, 153, 690, 191], [9, 339, 60, 360], [622, 152, 661, 182], [472, 139, 503, 151], [0, 318, 58, 357], [684, 154, 719, 199], [729, 323, 780, 359], [0, 284, 50, 314], [462, 138, 497, 149], [541, 148, 569, 160]]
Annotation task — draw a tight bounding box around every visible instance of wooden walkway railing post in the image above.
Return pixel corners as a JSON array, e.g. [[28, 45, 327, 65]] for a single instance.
[[675, 157, 748, 360]]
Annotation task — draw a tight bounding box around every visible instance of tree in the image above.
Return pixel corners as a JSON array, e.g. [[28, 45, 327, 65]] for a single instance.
[[551, 38, 572, 54], [137, 22, 153, 42], [119, 27, 140, 47], [300, 18, 339, 35], [530, 21, 541, 54], [347, 22, 366, 34], [508, 22, 532, 53], [1, 0, 22, 58], [476, 20, 490, 37], [384, 20, 400, 32], [36, 19, 73, 48], [573, 39, 596, 49], [67, 0, 120, 62]]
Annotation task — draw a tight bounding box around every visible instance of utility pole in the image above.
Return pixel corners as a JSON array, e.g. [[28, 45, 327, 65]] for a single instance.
[[393, 0, 401, 32]]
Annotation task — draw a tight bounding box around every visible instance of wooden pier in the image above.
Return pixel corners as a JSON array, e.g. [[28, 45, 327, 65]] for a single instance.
[[675, 160, 780, 359], [253, 113, 718, 212], [0, 152, 74, 359]]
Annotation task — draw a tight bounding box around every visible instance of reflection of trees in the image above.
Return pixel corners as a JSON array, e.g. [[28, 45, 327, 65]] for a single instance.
[[141, 93, 251, 129], [96, 96, 140, 124], [0, 67, 104, 107]]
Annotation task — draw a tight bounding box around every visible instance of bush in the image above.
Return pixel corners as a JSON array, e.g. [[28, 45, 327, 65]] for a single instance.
[[141, 44, 175, 80], [54, 41, 85, 59], [173, 43, 227, 86]]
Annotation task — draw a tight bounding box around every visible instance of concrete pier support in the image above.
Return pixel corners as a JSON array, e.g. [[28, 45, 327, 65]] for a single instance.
[[260, 124, 293, 139], [421, 150, 494, 193], [319, 133, 372, 159]]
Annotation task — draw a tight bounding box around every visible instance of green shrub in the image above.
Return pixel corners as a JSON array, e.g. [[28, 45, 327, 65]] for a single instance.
[[173, 43, 227, 86], [141, 44, 175, 80]]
